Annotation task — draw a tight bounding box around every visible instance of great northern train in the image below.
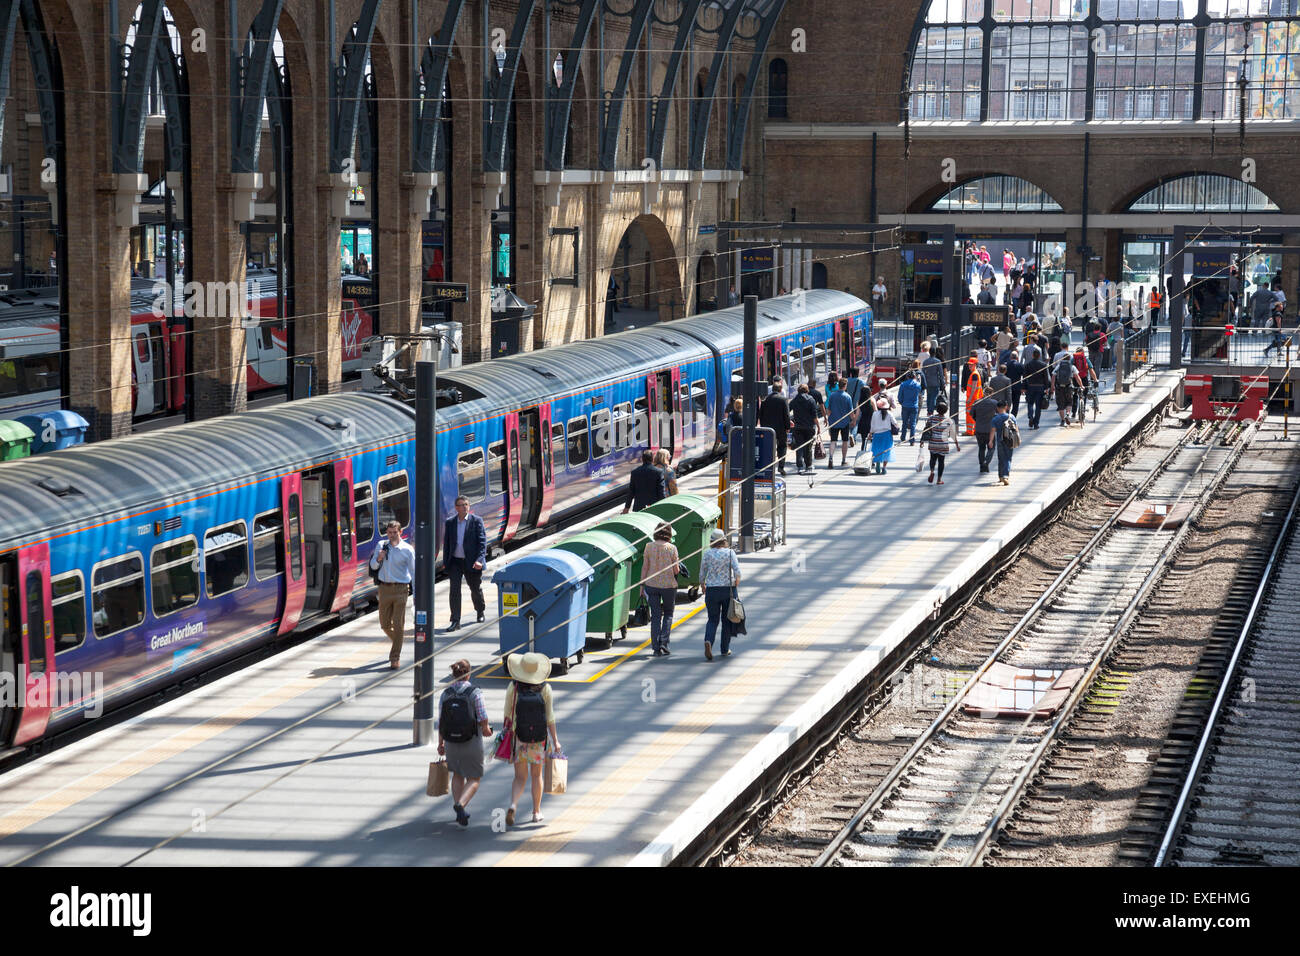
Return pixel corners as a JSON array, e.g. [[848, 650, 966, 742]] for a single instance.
[[0, 290, 870, 752]]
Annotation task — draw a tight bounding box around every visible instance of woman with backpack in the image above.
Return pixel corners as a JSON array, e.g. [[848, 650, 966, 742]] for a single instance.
[[502, 652, 561, 825], [438, 659, 492, 827]]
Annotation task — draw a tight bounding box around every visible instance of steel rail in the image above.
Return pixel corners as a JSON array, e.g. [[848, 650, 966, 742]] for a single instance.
[[813, 419, 1200, 867]]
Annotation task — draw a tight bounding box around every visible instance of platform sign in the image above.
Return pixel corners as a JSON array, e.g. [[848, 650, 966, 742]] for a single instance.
[[729, 426, 777, 485], [741, 247, 775, 272], [423, 282, 469, 303]]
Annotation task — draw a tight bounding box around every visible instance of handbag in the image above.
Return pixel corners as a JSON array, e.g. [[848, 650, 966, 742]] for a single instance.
[[426, 759, 450, 797], [814, 438, 826, 460], [891, 422, 900, 436], [727, 595, 745, 624], [915, 441, 926, 472]]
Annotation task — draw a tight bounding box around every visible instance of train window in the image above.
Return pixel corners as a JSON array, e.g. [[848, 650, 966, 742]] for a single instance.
[[0, 360, 16, 397], [551, 422, 566, 474], [509, 438, 521, 499], [591, 408, 611, 458], [802, 346, 815, 383], [612, 402, 631, 450], [678, 383, 690, 423], [204, 522, 250, 599], [337, 480, 353, 562], [692, 380, 708, 421], [377, 472, 410, 529], [853, 329, 865, 364], [151, 537, 200, 617], [25, 571, 45, 674], [815, 342, 828, 378], [633, 398, 648, 446], [487, 442, 505, 498], [354, 483, 374, 544], [51, 571, 86, 656], [134, 334, 150, 364], [252, 510, 284, 580], [567, 416, 588, 466], [91, 554, 145, 638], [458, 449, 486, 503]]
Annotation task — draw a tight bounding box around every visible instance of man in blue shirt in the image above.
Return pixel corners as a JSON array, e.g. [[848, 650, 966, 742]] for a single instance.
[[990, 399, 1015, 485], [370, 520, 417, 668], [897, 370, 922, 444], [826, 381, 857, 468]]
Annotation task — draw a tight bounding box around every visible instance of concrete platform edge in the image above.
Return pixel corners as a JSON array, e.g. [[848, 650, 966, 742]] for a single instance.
[[629, 371, 1183, 867]]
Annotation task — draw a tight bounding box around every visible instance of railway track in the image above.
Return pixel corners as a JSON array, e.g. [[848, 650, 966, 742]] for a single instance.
[[812, 422, 1252, 867], [1154, 467, 1300, 867]]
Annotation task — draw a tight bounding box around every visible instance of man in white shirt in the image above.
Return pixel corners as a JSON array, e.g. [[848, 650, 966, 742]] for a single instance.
[[370, 520, 416, 668]]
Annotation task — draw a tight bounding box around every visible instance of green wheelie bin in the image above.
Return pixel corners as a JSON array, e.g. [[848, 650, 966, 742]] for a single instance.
[[553, 529, 637, 648], [0, 419, 35, 461], [643, 493, 722, 601], [594, 511, 663, 626]]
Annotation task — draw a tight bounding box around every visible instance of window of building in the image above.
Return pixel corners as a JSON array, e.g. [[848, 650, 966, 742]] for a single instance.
[[51, 571, 85, 656], [151, 537, 200, 617], [767, 58, 788, 118], [457, 449, 487, 503], [253, 510, 284, 580], [1127, 173, 1280, 213], [91, 554, 145, 638], [204, 522, 250, 599], [377, 472, 410, 529], [909, 1, 1300, 122], [930, 174, 1063, 213]]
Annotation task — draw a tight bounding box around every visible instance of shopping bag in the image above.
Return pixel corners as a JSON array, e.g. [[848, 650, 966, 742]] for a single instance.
[[426, 759, 450, 797], [544, 752, 569, 794], [813, 438, 826, 460], [915, 442, 926, 472], [492, 724, 514, 762]]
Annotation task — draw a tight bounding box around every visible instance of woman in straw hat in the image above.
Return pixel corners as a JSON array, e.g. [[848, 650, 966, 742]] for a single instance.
[[504, 652, 561, 825]]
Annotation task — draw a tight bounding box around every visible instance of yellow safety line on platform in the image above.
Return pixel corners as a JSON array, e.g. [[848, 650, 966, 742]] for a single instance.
[[475, 603, 706, 684], [0, 646, 378, 843], [494, 462, 1015, 865]]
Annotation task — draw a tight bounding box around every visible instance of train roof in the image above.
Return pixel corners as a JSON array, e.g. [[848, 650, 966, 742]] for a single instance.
[[0, 393, 414, 547], [438, 290, 868, 414]]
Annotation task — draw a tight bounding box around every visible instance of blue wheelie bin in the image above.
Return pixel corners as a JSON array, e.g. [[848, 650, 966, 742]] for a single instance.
[[15, 410, 89, 454], [492, 549, 594, 674]]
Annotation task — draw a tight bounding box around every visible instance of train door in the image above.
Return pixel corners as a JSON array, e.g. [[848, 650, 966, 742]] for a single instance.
[[301, 466, 347, 614], [1, 544, 55, 748], [276, 473, 307, 635], [646, 369, 682, 461], [168, 321, 187, 411], [833, 323, 845, 375], [131, 326, 156, 416], [501, 412, 524, 542], [329, 459, 358, 614], [518, 405, 556, 528]]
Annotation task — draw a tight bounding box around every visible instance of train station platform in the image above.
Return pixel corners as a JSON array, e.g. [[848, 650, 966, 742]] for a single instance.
[[0, 371, 1183, 868]]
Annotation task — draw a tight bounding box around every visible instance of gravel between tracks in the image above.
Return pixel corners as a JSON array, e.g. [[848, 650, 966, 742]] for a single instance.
[[732, 474, 1137, 866]]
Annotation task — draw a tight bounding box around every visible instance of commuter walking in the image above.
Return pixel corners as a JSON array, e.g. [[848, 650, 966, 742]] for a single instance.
[[826, 379, 857, 468], [641, 522, 681, 656], [1022, 349, 1049, 429], [1006, 350, 1024, 417], [922, 401, 960, 485], [370, 520, 415, 668], [443, 497, 487, 632], [987, 364, 1013, 408], [991, 399, 1017, 485], [790, 383, 818, 475], [843, 367, 866, 445], [971, 391, 999, 475], [898, 369, 922, 444], [964, 355, 984, 435], [1054, 350, 1083, 427], [624, 450, 668, 512], [921, 345, 944, 414], [867, 398, 898, 475], [653, 448, 679, 496], [1262, 304, 1286, 358], [503, 652, 561, 826], [759, 378, 792, 476], [699, 528, 741, 660], [438, 659, 492, 827]]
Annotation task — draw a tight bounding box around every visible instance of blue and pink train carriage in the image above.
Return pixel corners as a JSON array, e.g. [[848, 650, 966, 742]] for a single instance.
[[0, 291, 870, 751]]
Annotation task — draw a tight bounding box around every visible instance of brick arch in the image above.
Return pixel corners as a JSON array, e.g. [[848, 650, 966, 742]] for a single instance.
[[906, 172, 1065, 214], [1108, 169, 1286, 215], [611, 212, 683, 324]]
